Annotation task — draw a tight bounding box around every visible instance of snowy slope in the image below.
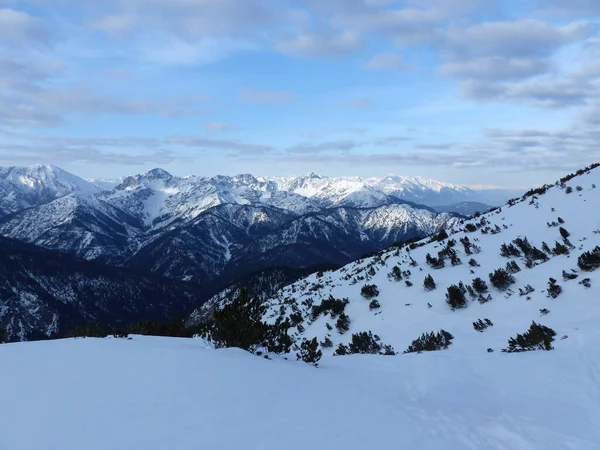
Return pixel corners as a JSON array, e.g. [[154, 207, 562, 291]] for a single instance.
[[260, 165, 600, 356], [0, 164, 100, 217], [0, 335, 598, 449]]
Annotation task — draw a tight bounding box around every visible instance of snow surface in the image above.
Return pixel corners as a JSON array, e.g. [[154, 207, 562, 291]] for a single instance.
[[1, 335, 599, 450]]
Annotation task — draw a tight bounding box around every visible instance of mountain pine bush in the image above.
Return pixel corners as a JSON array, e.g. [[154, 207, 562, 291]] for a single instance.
[[472, 277, 488, 294], [578, 246, 600, 271], [423, 274, 436, 291], [404, 330, 454, 353], [296, 337, 322, 365], [336, 313, 351, 334], [473, 318, 493, 332], [504, 322, 556, 352], [489, 268, 515, 291], [360, 284, 380, 299], [547, 278, 562, 298], [446, 284, 468, 310], [388, 266, 402, 282], [348, 331, 381, 354], [210, 288, 267, 351]]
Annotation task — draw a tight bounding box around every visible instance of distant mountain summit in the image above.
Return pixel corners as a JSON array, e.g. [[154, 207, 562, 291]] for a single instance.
[[0, 164, 100, 217]]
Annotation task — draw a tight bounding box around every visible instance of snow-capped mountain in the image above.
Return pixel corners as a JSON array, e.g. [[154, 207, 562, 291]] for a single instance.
[[365, 174, 519, 207], [0, 164, 100, 217], [0, 235, 203, 341], [210, 163, 600, 358], [0, 168, 460, 292]]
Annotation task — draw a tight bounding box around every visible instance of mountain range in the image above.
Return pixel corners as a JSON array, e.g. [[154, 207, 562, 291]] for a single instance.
[[0, 165, 483, 287], [0, 164, 520, 340]]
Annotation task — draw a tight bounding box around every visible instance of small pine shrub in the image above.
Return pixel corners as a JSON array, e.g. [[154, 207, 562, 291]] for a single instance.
[[321, 336, 333, 348], [472, 277, 488, 294], [506, 260, 521, 274], [423, 274, 436, 291], [469, 258, 480, 267], [450, 253, 462, 266], [369, 299, 381, 310], [553, 241, 569, 255], [519, 285, 535, 296], [489, 268, 515, 291], [500, 243, 521, 258], [388, 266, 402, 282], [360, 284, 380, 299], [404, 330, 454, 353], [426, 253, 445, 269], [348, 331, 381, 354], [334, 343, 349, 356], [547, 278, 562, 298], [473, 318, 493, 332], [311, 296, 349, 321], [503, 322, 556, 352], [336, 313, 350, 334], [296, 337, 322, 365], [578, 246, 600, 271], [562, 270, 578, 281], [464, 223, 477, 233], [446, 284, 468, 310]]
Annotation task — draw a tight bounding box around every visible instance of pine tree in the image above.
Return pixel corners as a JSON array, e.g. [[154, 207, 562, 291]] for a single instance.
[[504, 322, 556, 352], [446, 284, 467, 310], [297, 337, 322, 365], [547, 278, 562, 298], [388, 266, 402, 282], [336, 313, 350, 334], [471, 277, 488, 294], [578, 246, 600, 271], [360, 284, 379, 299], [404, 330, 454, 353], [348, 331, 381, 354], [489, 268, 515, 291], [423, 274, 436, 291], [211, 288, 268, 351]]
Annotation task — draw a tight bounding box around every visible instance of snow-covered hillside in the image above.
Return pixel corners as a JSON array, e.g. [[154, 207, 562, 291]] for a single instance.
[[1, 335, 599, 450], [259, 164, 600, 356]]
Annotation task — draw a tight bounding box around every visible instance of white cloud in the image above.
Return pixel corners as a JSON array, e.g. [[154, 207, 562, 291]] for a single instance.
[[0, 8, 48, 46]]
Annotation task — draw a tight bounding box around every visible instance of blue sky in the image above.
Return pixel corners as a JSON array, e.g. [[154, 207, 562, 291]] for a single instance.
[[0, 0, 599, 187]]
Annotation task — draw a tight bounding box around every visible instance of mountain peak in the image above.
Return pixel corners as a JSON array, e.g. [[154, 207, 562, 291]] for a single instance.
[[146, 168, 173, 180]]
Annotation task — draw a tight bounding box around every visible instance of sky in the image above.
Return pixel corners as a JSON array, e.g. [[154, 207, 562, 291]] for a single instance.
[[0, 0, 599, 188]]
